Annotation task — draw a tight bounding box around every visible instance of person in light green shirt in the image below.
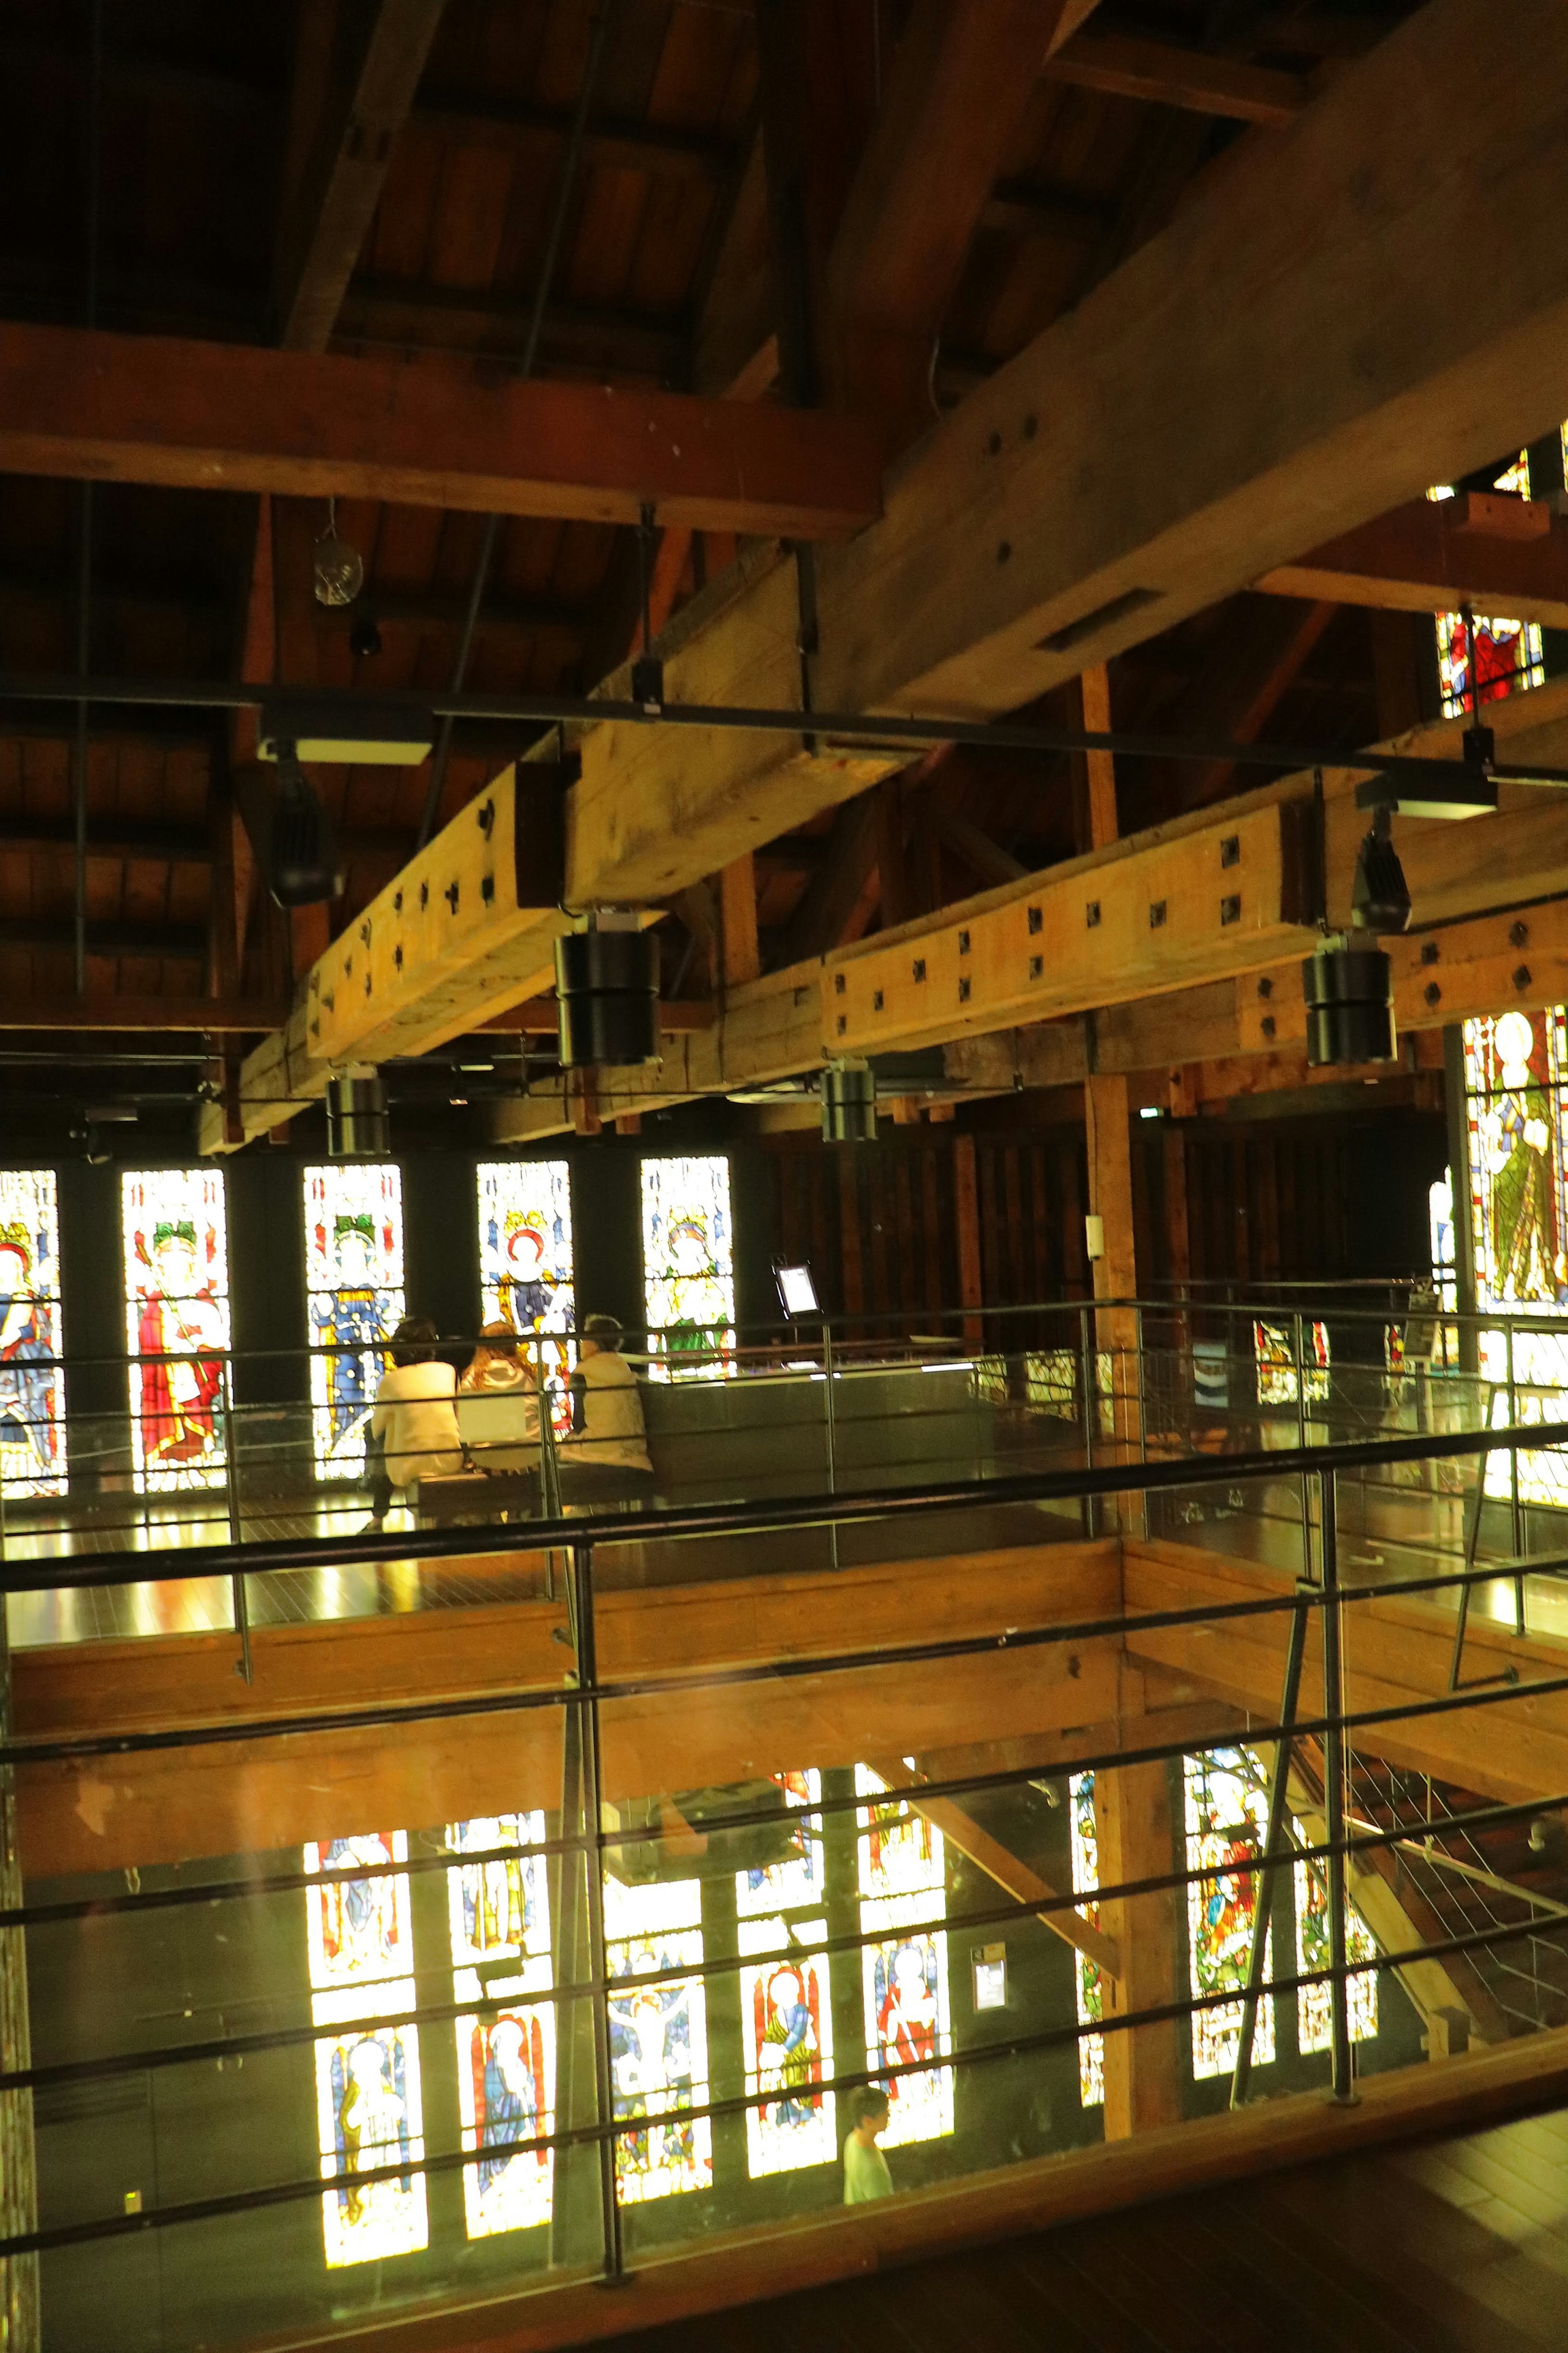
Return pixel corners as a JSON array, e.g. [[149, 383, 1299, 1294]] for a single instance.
[[842, 2087, 893, 2204]]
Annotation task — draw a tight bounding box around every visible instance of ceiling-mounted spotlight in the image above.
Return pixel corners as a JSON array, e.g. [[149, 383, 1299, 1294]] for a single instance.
[[821, 1059, 877, 1143], [1350, 805, 1412, 935], [325, 1065, 389, 1158], [555, 912, 660, 1070], [1302, 939, 1396, 1068], [267, 744, 346, 909], [350, 614, 383, 660], [312, 498, 364, 608]]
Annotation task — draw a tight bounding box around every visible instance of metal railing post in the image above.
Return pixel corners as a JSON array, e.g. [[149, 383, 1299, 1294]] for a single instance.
[[1319, 1465, 1354, 2102], [569, 1538, 623, 2282], [1080, 1302, 1095, 1538], [1231, 1584, 1311, 2108], [220, 1360, 251, 1685], [823, 1319, 839, 1571], [1508, 1321, 1523, 1562]]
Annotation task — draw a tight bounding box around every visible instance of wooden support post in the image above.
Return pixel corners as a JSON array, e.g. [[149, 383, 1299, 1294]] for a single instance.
[[954, 1132, 984, 1345], [873, 774, 909, 929], [719, 853, 761, 990], [1079, 664, 1118, 851], [1096, 1760, 1183, 2139], [1085, 1071, 1142, 1508]]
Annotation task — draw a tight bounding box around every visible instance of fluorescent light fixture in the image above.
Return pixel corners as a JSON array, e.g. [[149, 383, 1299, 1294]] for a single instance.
[[776, 1262, 819, 1317], [973, 1943, 1008, 2012], [259, 702, 434, 766], [1139, 1106, 1161, 1120]]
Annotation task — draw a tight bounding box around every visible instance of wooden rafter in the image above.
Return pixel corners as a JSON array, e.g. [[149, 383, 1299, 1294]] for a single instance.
[[1256, 496, 1568, 631], [0, 322, 884, 538], [276, 1, 449, 352]]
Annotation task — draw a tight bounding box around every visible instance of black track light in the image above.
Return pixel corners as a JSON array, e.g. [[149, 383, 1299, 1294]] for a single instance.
[[555, 915, 660, 1069], [350, 614, 383, 660], [267, 746, 346, 909], [326, 1066, 390, 1158], [821, 1061, 878, 1143], [1303, 939, 1396, 1068], [1350, 805, 1412, 935]]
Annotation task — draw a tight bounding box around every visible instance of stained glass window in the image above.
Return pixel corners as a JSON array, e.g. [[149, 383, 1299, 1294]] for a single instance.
[[855, 1766, 953, 2147], [733, 1773, 833, 2175], [1184, 1749, 1274, 2079], [736, 1770, 825, 1918], [603, 1875, 712, 2203], [305, 1164, 405, 1478], [1462, 1010, 1568, 1504], [739, 1918, 834, 2175], [1430, 1174, 1457, 1313], [1253, 1320, 1330, 1407], [1068, 1772, 1105, 2108], [304, 1832, 427, 2266], [448, 1814, 555, 2239], [121, 1169, 231, 1494], [477, 1159, 575, 1431], [1025, 1349, 1078, 1421], [640, 1154, 735, 1381], [0, 1170, 65, 1500], [1293, 1840, 1379, 2055], [1435, 611, 1545, 718]]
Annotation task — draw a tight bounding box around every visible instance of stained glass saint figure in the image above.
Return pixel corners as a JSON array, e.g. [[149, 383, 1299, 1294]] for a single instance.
[[640, 1155, 736, 1378], [1184, 1750, 1275, 2078], [0, 1172, 64, 1497], [305, 1165, 405, 1476], [603, 1876, 712, 2203], [121, 1171, 231, 1493], [1069, 1772, 1105, 2107]]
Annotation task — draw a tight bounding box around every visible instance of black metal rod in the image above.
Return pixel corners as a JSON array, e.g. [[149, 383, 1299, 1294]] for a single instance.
[[572, 1541, 623, 2279], [0, 1902, 1538, 2268], [1321, 1466, 1354, 2102], [416, 0, 617, 848], [1231, 1584, 1311, 2109], [6, 1407, 1565, 1597], [4, 669, 1551, 784], [71, 0, 104, 1001]]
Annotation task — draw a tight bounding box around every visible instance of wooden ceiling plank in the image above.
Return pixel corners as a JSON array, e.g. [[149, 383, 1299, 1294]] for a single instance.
[[276, 1, 451, 353], [0, 321, 882, 538], [825, 0, 1101, 431]]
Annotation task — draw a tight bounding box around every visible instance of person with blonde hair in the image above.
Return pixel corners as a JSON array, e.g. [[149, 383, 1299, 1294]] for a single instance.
[[461, 1321, 537, 1394]]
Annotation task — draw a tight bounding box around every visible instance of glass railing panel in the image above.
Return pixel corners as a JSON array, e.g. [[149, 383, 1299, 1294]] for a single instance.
[[20, 1679, 586, 2348]]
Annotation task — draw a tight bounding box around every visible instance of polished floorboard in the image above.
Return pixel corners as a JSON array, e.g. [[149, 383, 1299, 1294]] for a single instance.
[[593, 2105, 1568, 2352]]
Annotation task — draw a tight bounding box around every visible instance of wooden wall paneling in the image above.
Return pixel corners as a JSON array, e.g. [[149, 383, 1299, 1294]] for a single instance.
[[1258, 1136, 1282, 1282], [893, 1147, 916, 1318], [1030, 1143, 1049, 1324], [1163, 1128, 1191, 1299], [953, 1131, 984, 1343], [839, 1149, 865, 1330], [920, 1144, 942, 1318], [868, 1151, 891, 1320]]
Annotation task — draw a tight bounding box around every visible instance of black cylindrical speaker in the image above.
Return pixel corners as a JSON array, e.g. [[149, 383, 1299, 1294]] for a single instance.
[[821, 1062, 877, 1143], [1301, 943, 1396, 1068], [555, 928, 660, 1068], [325, 1069, 390, 1158]]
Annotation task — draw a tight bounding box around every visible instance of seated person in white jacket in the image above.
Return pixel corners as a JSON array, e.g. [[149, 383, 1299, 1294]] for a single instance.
[[369, 1316, 464, 1515], [564, 1313, 653, 1481]]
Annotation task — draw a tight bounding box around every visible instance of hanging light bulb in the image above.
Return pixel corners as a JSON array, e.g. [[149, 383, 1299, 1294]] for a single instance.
[[312, 497, 364, 608]]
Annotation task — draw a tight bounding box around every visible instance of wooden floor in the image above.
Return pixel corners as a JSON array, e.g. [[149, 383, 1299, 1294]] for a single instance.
[[592, 2107, 1568, 2352]]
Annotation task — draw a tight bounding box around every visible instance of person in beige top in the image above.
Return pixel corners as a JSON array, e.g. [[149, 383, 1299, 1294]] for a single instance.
[[370, 1317, 464, 1494], [565, 1314, 653, 1476]]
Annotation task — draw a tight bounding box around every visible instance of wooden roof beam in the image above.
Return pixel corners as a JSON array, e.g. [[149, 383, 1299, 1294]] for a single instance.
[[0, 321, 882, 538], [1256, 495, 1568, 630], [334, 279, 688, 378], [1042, 29, 1311, 126], [566, 0, 1568, 908]]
